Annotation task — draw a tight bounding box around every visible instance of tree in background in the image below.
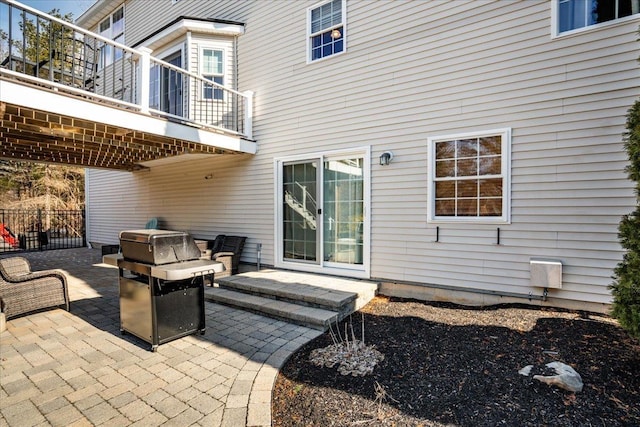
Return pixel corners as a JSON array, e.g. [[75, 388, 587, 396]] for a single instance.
[[611, 99, 640, 340], [0, 8, 85, 241], [0, 7, 84, 85], [0, 160, 84, 210], [0, 161, 85, 241]]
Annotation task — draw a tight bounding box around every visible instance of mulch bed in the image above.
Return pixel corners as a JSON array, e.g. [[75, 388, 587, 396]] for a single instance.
[[272, 296, 640, 426]]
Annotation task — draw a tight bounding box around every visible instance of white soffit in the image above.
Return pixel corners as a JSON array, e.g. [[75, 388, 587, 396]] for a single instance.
[[75, 0, 123, 28]]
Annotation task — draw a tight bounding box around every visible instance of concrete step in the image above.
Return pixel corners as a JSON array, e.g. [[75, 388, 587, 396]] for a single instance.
[[218, 269, 378, 314], [204, 269, 379, 331], [216, 274, 356, 310], [204, 287, 339, 330]]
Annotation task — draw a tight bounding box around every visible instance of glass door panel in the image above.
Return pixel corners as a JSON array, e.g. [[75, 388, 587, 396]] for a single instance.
[[323, 158, 364, 265], [161, 51, 183, 116], [282, 161, 319, 263]]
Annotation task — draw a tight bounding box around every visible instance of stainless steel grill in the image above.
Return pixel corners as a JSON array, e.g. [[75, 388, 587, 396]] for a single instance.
[[119, 229, 203, 265], [117, 229, 224, 351]]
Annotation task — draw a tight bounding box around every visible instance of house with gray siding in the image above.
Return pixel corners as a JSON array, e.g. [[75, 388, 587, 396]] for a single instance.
[[72, 0, 640, 314]]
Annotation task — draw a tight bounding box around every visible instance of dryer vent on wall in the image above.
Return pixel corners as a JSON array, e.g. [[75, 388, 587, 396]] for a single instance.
[[530, 259, 562, 289]]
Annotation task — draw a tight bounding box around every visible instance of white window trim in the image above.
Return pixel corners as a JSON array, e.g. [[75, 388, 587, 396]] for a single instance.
[[150, 43, 184, 63], [551, 0, 640, 38], [98, 6, 125, 42], [273, 146, 371, 279], [306, 0, 347, 64], [427, 128, 512, 224], [199, 46, 225, 101], [97, 5, 125, 69]]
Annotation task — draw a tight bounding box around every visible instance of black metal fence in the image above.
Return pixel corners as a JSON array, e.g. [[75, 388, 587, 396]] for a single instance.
[[0, 209, 86, 253]]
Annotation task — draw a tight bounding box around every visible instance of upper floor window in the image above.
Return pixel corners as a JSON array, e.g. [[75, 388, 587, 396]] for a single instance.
[[308, 0, 345, 62], [428, 129, 511, 223], [98, 6, 124, 69], [202, 48, 224, 100], [557, 0, 640, 33]]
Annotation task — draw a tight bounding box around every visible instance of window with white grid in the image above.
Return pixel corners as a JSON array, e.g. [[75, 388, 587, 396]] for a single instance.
[[428, 129, 511, 223], [308, 0, 345, 62]]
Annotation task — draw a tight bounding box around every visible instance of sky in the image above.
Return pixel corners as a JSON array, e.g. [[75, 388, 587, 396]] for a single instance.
[[19, 0, 96, 20]]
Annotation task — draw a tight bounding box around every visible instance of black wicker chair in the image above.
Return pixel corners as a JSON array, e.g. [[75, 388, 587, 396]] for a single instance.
[[0, 257, 70, 319], [209, 235, 246, 278]]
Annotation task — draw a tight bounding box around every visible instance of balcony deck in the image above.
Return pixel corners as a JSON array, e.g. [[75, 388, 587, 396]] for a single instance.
[[0, 0, 255, 171]]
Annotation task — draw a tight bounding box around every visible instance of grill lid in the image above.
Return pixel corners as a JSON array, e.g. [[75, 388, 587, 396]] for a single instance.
[[119, 229, 186, 243], [119, 229, 202, 265]]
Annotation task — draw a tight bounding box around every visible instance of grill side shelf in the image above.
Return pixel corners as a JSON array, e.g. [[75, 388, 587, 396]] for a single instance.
[[150, 260, 225, 281]]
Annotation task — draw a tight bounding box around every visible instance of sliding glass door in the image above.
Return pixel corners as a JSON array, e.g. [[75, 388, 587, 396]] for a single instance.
[[282, 160, 319, 263], [162, 51, 183, 116], [150, 50, 183, 116], [278, 150, 368, 276], [323, 157, 364, 266]]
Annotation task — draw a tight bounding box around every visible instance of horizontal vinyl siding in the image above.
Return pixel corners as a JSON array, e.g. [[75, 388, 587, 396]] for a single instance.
[[85, 168, 149, 241], [86, 154, 270, 264], [363, 1, 634, 306], [124, 0, 250, 47], [85, 0, 640, 308]]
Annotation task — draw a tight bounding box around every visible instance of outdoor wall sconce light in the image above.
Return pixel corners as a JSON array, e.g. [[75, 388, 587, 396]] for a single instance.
[[379, 151, 394, 166]]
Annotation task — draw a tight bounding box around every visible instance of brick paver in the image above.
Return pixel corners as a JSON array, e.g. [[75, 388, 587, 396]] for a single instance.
[[0, 248, 323, 426]]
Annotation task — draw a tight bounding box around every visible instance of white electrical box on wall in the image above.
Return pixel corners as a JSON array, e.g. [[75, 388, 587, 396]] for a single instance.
[[530, 259, 563, 289]]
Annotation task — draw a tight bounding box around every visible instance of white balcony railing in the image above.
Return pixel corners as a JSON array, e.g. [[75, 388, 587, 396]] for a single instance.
[[0, 0, 253, 139]]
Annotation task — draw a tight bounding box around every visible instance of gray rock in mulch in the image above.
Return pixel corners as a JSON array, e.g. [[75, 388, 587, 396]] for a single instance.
[[518, 365, 534, 376], [520, 361, 584, 393]]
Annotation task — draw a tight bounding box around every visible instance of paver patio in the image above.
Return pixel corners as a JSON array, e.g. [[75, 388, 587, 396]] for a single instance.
[[0, 248, 323, 426]]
